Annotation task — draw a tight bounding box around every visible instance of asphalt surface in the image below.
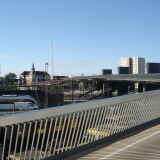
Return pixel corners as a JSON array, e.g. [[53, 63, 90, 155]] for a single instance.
[[78, 124, 160, 160], [0, 111, 22, 116]]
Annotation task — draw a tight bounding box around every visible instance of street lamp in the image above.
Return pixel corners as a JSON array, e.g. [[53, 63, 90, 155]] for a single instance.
[[45, 62, 49, 108], [45, 62, 49, 79], [128, 86, 130, 94]]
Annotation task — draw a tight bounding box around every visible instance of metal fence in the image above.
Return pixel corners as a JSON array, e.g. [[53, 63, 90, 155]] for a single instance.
[[1, 90, 160, 160]]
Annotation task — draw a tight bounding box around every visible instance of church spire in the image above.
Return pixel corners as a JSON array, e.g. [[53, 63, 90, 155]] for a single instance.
[[31, 63, 35, 72]]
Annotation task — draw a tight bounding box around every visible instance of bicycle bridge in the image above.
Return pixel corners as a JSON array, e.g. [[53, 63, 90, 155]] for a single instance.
[[0, 89, 160, 160]]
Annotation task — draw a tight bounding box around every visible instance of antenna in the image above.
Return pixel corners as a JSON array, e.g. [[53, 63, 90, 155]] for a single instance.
[[52, 41, 54, 80], [0, 64, 1, 77]]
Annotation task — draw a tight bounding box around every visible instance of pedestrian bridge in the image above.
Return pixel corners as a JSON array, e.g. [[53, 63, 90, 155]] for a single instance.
[[0, 90, 160, 160], [78, 124, 160, 160]]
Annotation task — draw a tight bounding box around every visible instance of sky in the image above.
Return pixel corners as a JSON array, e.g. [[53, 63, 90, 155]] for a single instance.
[[0, 0, 160, 77]]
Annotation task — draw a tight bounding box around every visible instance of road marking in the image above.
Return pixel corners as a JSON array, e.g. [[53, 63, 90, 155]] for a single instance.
[[99, 130, 160, 160]]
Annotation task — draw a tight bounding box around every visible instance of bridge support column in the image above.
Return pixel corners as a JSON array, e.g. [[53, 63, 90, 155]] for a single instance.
[[82, 82, 85, 95], [103, 82, 105, 97], [143, 83, 146, 92], [135, 82, 139, 92], [103, 81, 110, 98]]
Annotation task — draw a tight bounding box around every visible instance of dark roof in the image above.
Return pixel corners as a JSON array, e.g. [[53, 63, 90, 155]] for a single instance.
[[21, 71, 50, 76], [21, 71, 30, 75]]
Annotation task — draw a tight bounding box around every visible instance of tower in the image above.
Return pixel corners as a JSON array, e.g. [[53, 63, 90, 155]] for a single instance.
[[30, 63, 35, 83], [31, 63, 35, 74]]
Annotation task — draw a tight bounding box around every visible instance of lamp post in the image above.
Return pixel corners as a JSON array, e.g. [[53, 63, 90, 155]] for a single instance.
[[45, 62, 49, 108], [45, 62, 49, 78], [128, 86, 130, 94], [71, 78, 73, 102]]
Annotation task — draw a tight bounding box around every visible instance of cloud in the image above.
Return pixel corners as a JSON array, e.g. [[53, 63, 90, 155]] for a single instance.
[[1, 69, 22, 77], [0, 54, 16, 59], [55, 60, 94, 67], [52, 60, 95, 77]]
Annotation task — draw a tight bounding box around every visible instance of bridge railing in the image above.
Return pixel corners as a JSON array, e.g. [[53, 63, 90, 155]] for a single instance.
[[1, 90, 160, 160]]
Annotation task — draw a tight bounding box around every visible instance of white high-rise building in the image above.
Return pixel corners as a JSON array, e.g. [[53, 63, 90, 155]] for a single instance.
[[119, 57, 145, 74], [131, 57, 145, 74]]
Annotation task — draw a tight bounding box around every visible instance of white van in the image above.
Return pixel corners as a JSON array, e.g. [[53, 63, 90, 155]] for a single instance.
[[13, 102, 39, 111]]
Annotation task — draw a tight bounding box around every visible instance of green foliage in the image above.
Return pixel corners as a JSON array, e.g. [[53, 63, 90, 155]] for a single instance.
[[4, 72, 17, 85]]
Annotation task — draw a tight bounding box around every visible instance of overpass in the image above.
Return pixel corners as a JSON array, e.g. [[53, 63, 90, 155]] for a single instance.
[[1, 74, 160, 98], [73, 73, 160, 95], [1, 73, 160, 89], [0, 89, 160, 160], [73, 73, 160, 83]]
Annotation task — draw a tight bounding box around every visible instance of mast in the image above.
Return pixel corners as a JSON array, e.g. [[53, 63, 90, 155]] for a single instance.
[[52, 41, 54, 80], [0, 64, 1, 77]]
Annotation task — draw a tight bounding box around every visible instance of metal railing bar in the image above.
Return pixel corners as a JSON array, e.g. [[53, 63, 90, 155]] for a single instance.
[[127, 101, 134, 129], [70, 112, 79, 149], [1, 127, 7, 160], [154, 96, 160, 117], [99, 107, 108, 139], [123, 102, 132, 131], [84, 109, 94, 144], [61, 114, 71, 152], [105, 105, 115, 136], [48, 117, 58, 157], [90, 108, 101, 143], [112, 104, 121, 134], [94, 107, 105, 141], [77, 111, 87, 147], [34, 120, 43, 160], [130, 100, 137, 127], [24, 122, 32, 160], [13, 124, 20, 159], [53, 116, 63, 155], [66, 113, 75, 151], [18, 123, 26, 160], [116, 103, 126, 132], [80, 110, 90, 146], [39, 119, 48, 160], [44, 117, 54, 158], [87, 108, 98, 143], [29, 121, 37, 160], [57, 115, 67, 154], [73, 111, 83, 148], [116, 103, 124, 133], [101, 105, 110, 138], [7, 125, 14, 159]]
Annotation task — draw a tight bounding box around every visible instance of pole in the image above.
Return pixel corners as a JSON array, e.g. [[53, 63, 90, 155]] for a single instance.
[[0, 64, 1, 77], [103, 82, 105, 97], [52, 41, 54, 80], [71, 78, 73, 102], [143, 84, 146, 92], [128, 86, 130, 94], [45, 63, 49, 108]]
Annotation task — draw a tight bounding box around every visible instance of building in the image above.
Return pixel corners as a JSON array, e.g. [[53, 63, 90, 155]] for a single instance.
[[132, 57, 145, 74], [120, 57, 132, 67], [53, 76, 69, 80], [118, 67, 130, 74], [20, 63, 50, 84], [119, 57, 145, 91], [146, 63, 160, 73], [102, 69, 112, 75], [119, 57, 145, 74]]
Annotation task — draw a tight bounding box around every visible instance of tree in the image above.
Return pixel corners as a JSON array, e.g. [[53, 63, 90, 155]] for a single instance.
[[4, 72, 17, 85], [0, 77, 3, 84]]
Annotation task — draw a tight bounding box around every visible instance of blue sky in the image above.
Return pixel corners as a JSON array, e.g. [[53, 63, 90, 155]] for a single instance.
[[0, 0, 160, 77]]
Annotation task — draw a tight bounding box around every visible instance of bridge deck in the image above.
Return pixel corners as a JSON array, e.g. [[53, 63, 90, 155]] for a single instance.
[[78, 124, 160, 160]]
